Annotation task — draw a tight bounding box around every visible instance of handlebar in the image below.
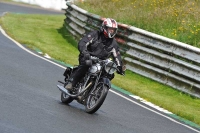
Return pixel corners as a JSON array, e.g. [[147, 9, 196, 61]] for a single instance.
[[88, 56, 125, 76], [90, 56, 110, 62], [90, 56, 99, 61]]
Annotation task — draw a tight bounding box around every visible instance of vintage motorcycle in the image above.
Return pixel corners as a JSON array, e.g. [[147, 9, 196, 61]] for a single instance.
[[57, 56, 125, 114]]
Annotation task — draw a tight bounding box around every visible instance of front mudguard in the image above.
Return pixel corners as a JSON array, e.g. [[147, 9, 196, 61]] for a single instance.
[[99, 78, 111, 89]]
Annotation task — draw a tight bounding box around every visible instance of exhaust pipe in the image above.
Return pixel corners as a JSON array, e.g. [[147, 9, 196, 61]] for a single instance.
[[57, 82, 92, 98], [57, 85, 79, 98]]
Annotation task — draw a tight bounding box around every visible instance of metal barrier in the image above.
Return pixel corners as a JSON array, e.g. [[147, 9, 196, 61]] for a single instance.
[[64, 1, 200, 98]]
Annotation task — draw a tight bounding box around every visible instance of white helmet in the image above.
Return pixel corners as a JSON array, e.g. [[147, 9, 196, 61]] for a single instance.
[[101, 18, 118, 38]]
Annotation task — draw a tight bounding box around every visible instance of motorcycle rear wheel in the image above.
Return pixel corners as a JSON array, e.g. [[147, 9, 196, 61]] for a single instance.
[[61, 92, 74, 104], [85, 84, 109, 114]]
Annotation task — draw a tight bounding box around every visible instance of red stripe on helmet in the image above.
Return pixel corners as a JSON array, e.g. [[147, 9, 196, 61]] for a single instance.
[[111, 19, 117, 28], [104, 20, 107, 25]]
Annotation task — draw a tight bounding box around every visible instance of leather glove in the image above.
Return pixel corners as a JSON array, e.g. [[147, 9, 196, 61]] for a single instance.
[[117, 66, 125, 75], [82, 50, 90, 60]]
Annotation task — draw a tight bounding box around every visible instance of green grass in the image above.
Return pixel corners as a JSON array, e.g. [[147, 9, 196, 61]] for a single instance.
[[0, 13, 79, 65], [0, 13, 200, 127], [75, 0, 200, 47], [0, 0, 42, 7]]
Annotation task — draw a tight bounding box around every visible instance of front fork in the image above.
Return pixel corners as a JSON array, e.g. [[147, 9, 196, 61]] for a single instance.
[[99, 77, 111, 89]]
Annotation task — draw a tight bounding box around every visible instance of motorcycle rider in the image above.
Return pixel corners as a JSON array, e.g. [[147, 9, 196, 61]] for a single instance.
[[65, 18, 125, 90]]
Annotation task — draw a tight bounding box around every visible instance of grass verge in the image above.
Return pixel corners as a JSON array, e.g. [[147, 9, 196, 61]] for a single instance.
[[0, 13, 200, 126], [75, 0, 200, 47]]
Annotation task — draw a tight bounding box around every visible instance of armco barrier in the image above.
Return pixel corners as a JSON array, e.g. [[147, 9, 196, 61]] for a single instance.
[[64, 1, 200, 98]]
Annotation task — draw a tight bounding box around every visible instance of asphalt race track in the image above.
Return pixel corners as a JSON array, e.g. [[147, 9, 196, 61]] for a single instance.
[[0, 1, 199, 133]]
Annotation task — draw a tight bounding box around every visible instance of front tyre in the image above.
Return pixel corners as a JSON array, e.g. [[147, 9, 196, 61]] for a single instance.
[[85, 84, 109, 114], [61, 92, 74, 104]]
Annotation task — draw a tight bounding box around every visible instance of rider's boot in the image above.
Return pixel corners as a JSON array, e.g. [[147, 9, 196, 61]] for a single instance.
[[65, 78, 73, 91]]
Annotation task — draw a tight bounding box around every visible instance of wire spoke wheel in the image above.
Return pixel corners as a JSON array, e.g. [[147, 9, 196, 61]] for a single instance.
[[61, 92, 74, 104], [61, 75, 74, 104], [85, 84, 109, 114], [88, 87, 102, 108]]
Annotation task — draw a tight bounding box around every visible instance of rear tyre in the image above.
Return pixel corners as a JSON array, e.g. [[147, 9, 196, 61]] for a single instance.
[[61, 92, 74, 104], [61, 72, 74, 104], [85, 84, 109, 114]]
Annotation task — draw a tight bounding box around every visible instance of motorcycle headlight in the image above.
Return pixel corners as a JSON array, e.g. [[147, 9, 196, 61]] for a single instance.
[[105, 61, 117, 74], [89, 63, 101, 74]]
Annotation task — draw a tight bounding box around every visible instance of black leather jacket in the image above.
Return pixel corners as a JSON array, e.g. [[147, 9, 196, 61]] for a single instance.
[[78, 30, 123, 66]]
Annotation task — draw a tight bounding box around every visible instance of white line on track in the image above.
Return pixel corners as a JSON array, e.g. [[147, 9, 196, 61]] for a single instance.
[[110, 90, 200, 133], [0, 26, 65, 69], [0, 26, 199, 133]]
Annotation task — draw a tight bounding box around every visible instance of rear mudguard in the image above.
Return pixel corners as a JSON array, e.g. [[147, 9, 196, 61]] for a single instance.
[[63, 66, 79, 82], [99, 78, 111, 89], [63, 66, 78, 77], [63, 67, 72, 77]]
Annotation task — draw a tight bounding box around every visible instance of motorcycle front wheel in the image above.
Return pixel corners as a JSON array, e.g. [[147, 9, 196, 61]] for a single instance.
[[61, 92, 74, 104], [85, 84, 109, 114]]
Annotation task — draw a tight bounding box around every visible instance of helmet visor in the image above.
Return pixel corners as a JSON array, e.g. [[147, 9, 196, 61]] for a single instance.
[[106, 27, 117, 37]]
